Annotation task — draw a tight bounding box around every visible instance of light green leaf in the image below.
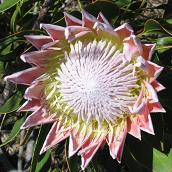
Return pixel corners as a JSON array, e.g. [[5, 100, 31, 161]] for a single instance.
[[35, 150, 51, 172], [166, 18, 172, 25], [10, 3, 21, 32], [156, 37, 172, 53], [0, 117, 24, 147], [157, 37, 172, 46], [0, 91, 22, 115], [153, 148, 172, 172], [0, 0, 21, 12]]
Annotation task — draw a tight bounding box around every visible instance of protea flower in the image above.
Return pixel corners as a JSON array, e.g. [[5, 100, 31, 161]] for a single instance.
[[5, 11, 165, 170]]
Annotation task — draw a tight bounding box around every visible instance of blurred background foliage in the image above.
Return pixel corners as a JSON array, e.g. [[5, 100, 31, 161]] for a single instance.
[[0, 0, 172, 172]]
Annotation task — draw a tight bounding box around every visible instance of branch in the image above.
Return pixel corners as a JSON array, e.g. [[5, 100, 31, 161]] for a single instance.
[[33, 0, 52, 29]]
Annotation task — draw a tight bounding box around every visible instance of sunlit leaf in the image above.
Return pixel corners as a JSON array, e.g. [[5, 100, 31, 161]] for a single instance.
[[10, 3, 21, 33], [153, 148, 172, 172], [156, 37, 172, 52], [157, 37, 172, 46], [0, 0, 21, 12], [35, 150, 51, 172]]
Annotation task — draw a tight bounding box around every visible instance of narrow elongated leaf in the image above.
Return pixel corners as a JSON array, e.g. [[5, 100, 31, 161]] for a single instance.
[[0, 117, 24, 147], [35, 150, 51, 172], [10, 4, 21, 32], [153, 148, 172, 172], [157, 37, 172, 46], [30, 124, 51, 172], [0, 91, 22, 115], [0, 0, 21, 12]]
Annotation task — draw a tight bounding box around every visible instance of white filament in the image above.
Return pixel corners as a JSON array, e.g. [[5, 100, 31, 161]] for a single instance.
[[57, 40, 138, 124]]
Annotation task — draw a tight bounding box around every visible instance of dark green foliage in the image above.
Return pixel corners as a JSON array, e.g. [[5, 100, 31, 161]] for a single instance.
[[0, 0, 172, 172]]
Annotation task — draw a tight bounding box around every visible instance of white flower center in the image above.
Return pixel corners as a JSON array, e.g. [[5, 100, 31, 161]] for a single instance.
[[57, 40, 139, 124]]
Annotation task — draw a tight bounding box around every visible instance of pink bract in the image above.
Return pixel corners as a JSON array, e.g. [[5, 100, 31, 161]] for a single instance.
[[5, 11, 165, 170]]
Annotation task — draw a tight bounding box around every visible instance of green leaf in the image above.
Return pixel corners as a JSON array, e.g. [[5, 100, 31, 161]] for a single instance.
[[0, 0, 21, 12], [156, 37, 172, 53], [166, 18, 172, 25], [0, 117, 24, 147], [30, 124, 51, 172], [10, 3, 21, 33], [0, 91, 22, 115], [157, 37, 172, 46], [139, 19, 172, 36], [153, 148, 172, 172], [35, 150, 51, 172]]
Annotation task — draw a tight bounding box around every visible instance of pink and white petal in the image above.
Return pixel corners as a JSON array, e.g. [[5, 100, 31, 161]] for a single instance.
[[21, 108, 55, 129], [97, 12, 111, 26], [40, 24, 65, 40], [21, 50, 58, 66], [116, 129, 127, 162], [146, 61, 164, 81], [68, 30, 93, 42], [24, 82, 44, 99], [141, 44, 156, 61], [94, 21, 117, 34], [127, 118, 141, 140], [144, 81, 159, 102], [151, 80, 165, 92], [123, 35, 142, 61], [4, 67, 46, 85], [96, 12, 114, 30], [18, 99, 41, 112], [68, 126, 92, 157], [78, 134, 105, 155], [78, 132, 106, 170], [129, 101, 147, 115], [65, 26, 90, 40], [41, 40, 61, 50], [114, 23, 133, 41], [64, 12, 82, 26], [107, 125, 127, 160], [40, 122, 71, 154], [82, 10, 99, 28], [129, 88, 147, 115], [80, 141, 103, 170], [25, 35, 52, 49], [148, 102, 166, 113], [139, 115, 155, 135]]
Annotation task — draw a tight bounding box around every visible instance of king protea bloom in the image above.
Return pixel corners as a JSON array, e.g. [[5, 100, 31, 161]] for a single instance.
[[5, 11, 165, 169]]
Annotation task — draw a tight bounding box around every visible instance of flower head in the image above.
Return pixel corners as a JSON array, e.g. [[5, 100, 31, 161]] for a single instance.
[[5, 11, 165, 170]]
